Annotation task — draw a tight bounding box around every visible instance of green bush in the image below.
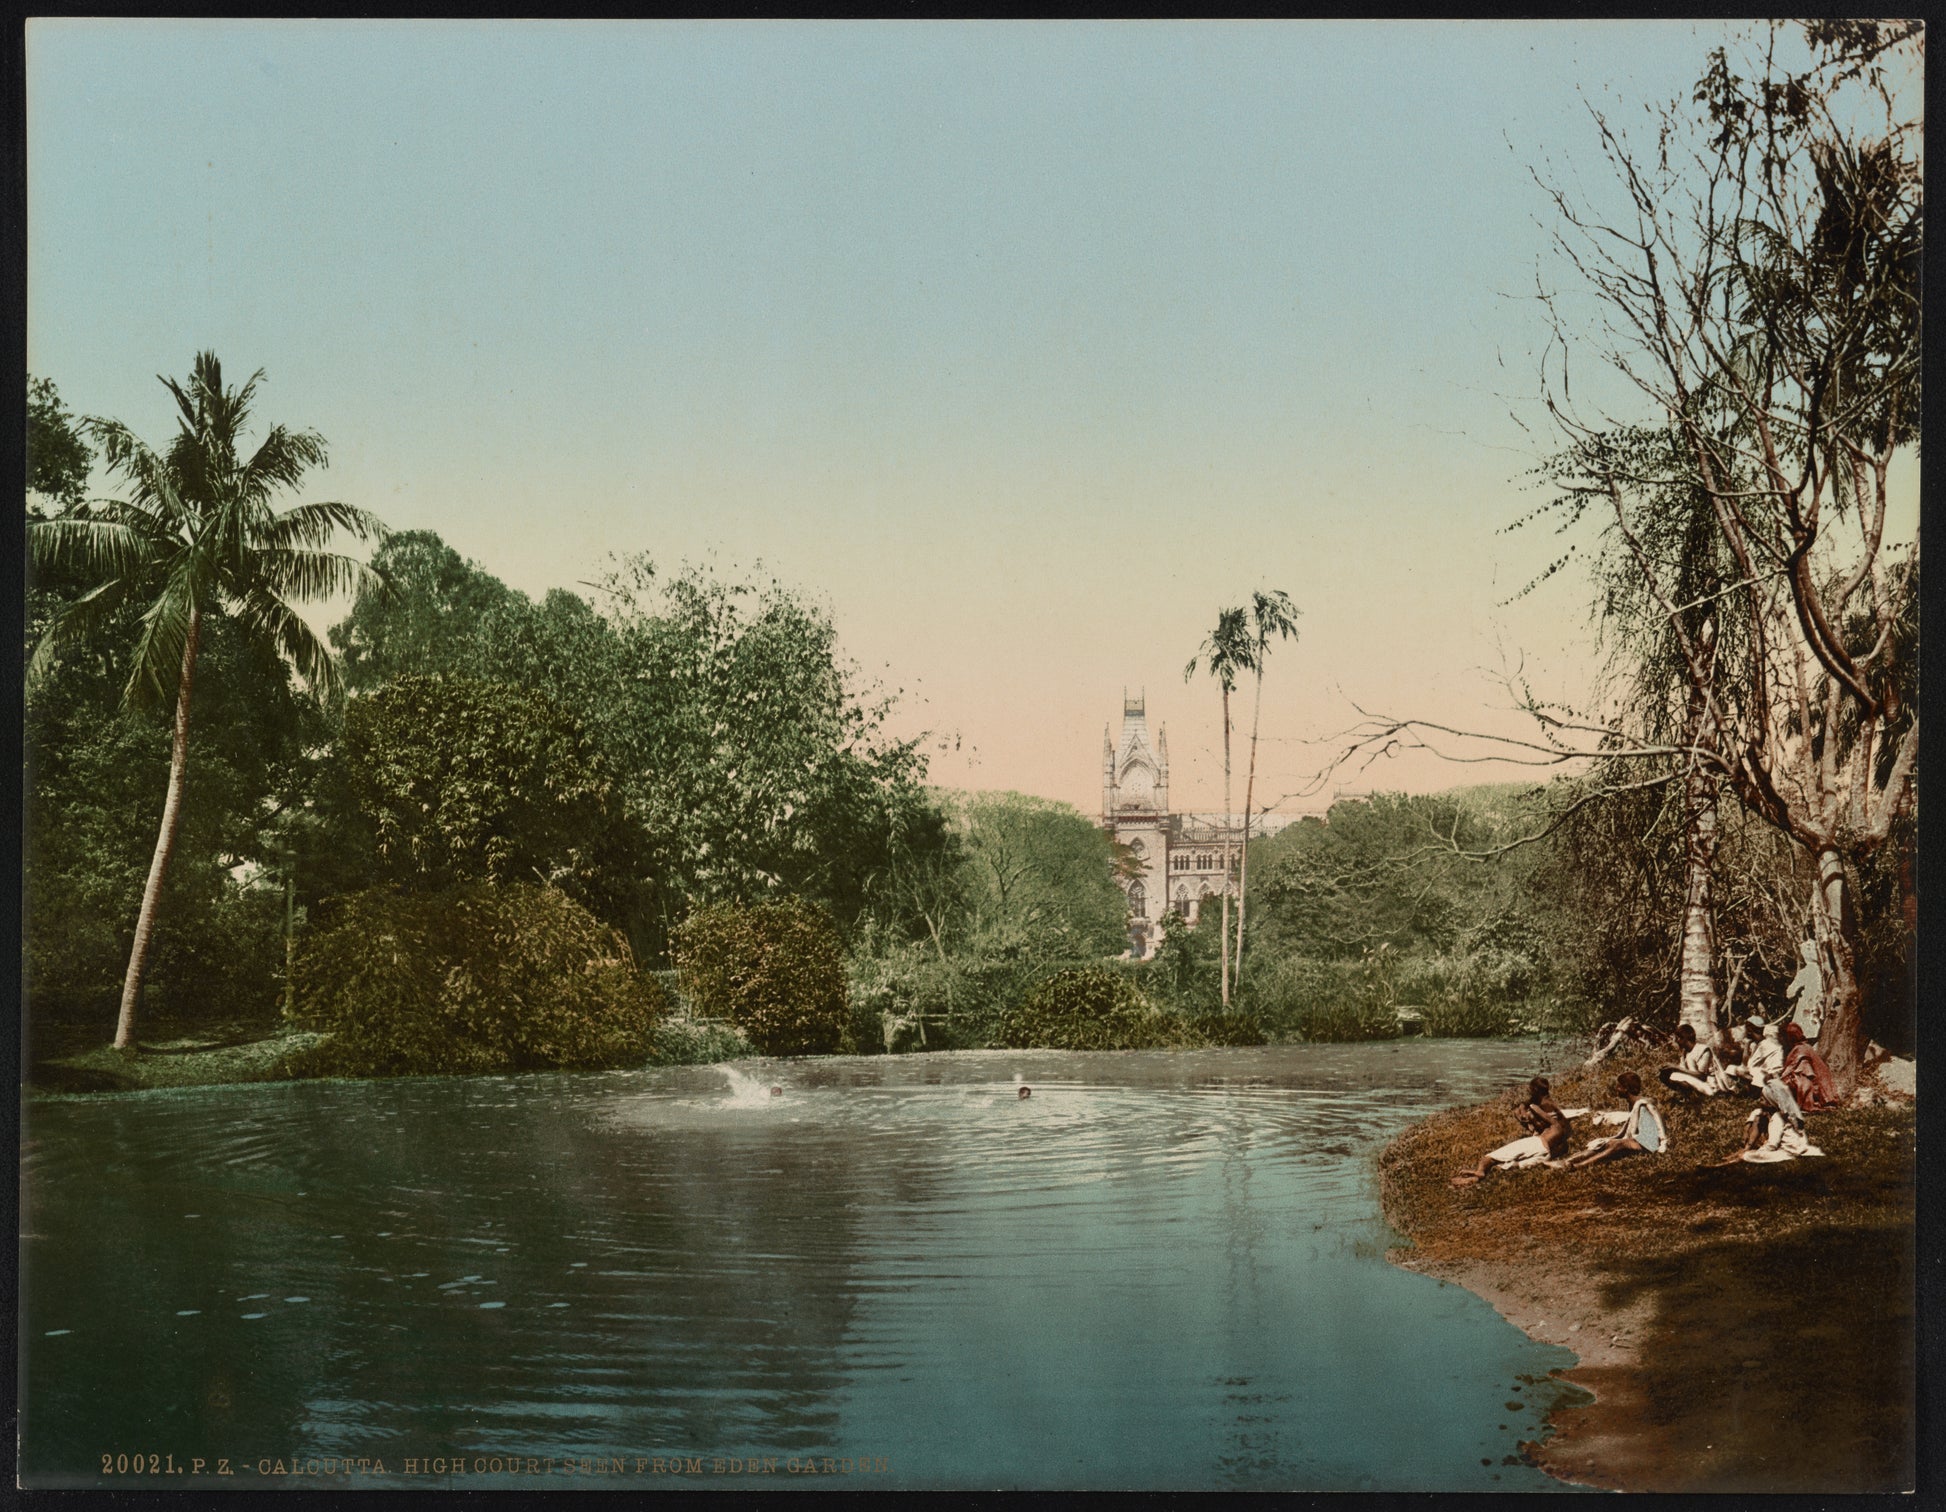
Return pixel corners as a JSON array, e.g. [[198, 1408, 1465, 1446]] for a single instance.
[[1400, 951, 1524, 1037], [285, 882, 661, 1076], [997, 967, 1205, 1051], [1249, 954, 1401, 1042], [848, 945, 1118, 1052], [672, 898, 848, 1057], [1190, 1011, 1268, 1047], [645, 1017, 752, 1065]]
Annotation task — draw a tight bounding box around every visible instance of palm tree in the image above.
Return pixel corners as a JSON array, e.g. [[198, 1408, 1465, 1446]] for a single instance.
[[1232, 589, 1300, 987], [28, 352, 386, 1050], [1185, 607, 1253, 1006]]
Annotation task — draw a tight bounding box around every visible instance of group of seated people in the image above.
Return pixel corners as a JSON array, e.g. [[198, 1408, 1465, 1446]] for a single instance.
[[1450, 1011, 1840, 1188]]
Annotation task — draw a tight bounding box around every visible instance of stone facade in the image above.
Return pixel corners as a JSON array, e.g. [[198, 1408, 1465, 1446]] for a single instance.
[[1099, 693, 1293, 959]]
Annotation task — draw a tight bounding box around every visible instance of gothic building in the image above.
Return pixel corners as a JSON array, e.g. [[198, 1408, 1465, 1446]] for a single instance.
[[1099, 692, 1291, 959]]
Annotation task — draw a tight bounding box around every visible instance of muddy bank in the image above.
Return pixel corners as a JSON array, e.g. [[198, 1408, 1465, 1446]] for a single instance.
[[1379, 1047, 1915, 1493]]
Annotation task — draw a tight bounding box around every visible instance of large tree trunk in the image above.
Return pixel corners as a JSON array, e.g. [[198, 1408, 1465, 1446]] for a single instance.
[[1220, 688, 1232, 1006], [114, 606, 201, 1051], [1676, 621, 1719, 1039], [1810, 846, 1865, 1094], [1676, 780, 1719, 1038], [1234, 669, 1265, 989]]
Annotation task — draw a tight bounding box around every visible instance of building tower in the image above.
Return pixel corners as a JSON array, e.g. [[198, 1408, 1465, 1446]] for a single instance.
[[1102, 690, 1170, 958]]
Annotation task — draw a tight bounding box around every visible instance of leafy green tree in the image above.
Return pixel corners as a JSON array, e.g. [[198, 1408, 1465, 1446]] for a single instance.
[[27, 352, 386, 1049], [672, 898, 849, 1056], [27, 377, 93, 517], [583, 557, 943, 954], [25, 601, 322, 1026], [948, 790, 1127, 955], [341, 674, 634, 920], [1184, 606, 1253, 1004], [328, 529, 526, 692], [288, 881, 661, 1075], [1246, 794, 1495, 962]]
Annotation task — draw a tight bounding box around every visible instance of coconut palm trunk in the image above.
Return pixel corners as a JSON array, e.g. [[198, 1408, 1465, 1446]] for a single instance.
[[1234, 665, 1264, 985], [115, 606, 201, 1050], [1219, 684, 1233, 1006]]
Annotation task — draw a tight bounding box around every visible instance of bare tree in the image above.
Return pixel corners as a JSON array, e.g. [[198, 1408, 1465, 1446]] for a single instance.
[[1532, 22, 1919, 1088]]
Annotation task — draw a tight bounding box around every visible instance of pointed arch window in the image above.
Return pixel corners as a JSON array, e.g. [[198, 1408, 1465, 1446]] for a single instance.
[[1127, 881, 1147, 919]]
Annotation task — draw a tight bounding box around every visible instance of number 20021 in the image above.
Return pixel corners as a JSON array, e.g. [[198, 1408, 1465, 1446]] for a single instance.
[[102, 1454, 178, 1474]]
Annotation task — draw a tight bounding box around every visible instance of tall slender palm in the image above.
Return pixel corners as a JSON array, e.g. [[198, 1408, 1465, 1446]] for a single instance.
[[1185, 607, 1254, 1006], [1232, 589, 1300, 987], [28, 352, 386, 1050]]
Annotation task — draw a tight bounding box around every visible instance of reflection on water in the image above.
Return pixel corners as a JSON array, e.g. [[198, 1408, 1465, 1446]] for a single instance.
[[21, 1041, 1591, 1491]]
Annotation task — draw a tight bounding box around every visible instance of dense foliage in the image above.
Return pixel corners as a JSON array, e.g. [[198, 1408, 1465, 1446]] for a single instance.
[[997, 968, 1202, 1052], [342, 674, 633, 917], [672, 898, 850, 1057], [286, 882, 661, 1075]]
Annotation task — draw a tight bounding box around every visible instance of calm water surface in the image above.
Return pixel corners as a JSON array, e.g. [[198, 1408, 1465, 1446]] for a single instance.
[[21, 1040, 1593, 1491]]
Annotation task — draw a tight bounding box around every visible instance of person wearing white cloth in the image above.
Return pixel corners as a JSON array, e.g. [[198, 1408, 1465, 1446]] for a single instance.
[[1719, 1084, 1825, 1163], [1659, 1024, 1733, 1097], [1564, 1072, 1668, 1169], [1784, 938, 1825, 1040], [1450, 1078, 1589, 1187]]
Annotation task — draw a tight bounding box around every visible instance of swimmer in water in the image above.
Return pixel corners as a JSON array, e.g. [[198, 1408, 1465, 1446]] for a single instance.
[[769, 1086, 783, 1097], [1018, 1085, 1032, 1100]]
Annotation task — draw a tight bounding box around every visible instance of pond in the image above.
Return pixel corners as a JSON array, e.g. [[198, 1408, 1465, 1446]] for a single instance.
[[21, 1040, 1594, 1491]]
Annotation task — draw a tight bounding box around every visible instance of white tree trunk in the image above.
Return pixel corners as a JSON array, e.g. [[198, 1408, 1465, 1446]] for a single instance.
[[1677, 623, 1719, 1039]]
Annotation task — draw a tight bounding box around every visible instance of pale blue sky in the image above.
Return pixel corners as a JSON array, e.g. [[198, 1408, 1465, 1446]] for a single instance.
[[32, 21, 1902, 812]]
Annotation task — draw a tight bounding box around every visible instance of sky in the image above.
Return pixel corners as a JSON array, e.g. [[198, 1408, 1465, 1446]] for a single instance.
[[26, 20, 1921, 817]]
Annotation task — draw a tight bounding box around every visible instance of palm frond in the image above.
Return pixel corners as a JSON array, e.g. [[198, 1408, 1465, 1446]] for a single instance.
[[121, 571, 198, 707], [258, 500, 387, 553], [247, 545, 383, 603], [26, 578, 137, 688], [229, 581, 341, 695], [28, 517, 163, 582], [237, 425, 329, 507]]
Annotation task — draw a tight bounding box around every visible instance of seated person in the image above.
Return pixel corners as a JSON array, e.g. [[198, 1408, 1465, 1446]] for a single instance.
[[1780, 1022, 1840, 1113], [1658, 1024, 1732, 1097], [1451, 1077, 1584, 1187], [1718, 1083, 1825, 1163], [1564, 1071, 1668, 1169]]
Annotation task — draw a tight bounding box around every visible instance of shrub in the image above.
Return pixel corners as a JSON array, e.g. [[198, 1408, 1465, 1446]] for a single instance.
[[997, 967, 1205, 1051], [1397, 948, 1549, 1037], [1190, 1011, 1268, 1047], [672, 898, 848, 1057], [848, 944, 1117, 1052], [1249, 954, 1400, 1042], [646, 1017, 752, 1066], [286, 882, 661, 1076]]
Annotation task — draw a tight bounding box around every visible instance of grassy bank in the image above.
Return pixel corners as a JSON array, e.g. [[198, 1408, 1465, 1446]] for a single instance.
[[1379, 1044, 1916, 1493], [27, 1015, 756, 1094]]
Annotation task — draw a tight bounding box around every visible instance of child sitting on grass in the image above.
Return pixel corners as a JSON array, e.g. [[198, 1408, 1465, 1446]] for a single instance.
[[1716, 1082, 1825, 1163], [1564, 1071, 1667, 1169], [1450, 1077, 1586, 1187], [1658, 1023, 1733, 1097]]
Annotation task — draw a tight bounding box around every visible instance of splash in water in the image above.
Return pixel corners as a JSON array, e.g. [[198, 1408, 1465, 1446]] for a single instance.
[[718, 1067, 783, 1107]]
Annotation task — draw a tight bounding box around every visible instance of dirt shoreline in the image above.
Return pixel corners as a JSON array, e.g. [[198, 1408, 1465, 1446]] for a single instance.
[[1385, 1249, 1656, 1491], [1378, 1045, 1916, 1494]]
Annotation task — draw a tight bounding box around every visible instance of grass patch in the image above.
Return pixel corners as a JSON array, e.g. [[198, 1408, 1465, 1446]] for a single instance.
[[33, 1020, 325, 1093]]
